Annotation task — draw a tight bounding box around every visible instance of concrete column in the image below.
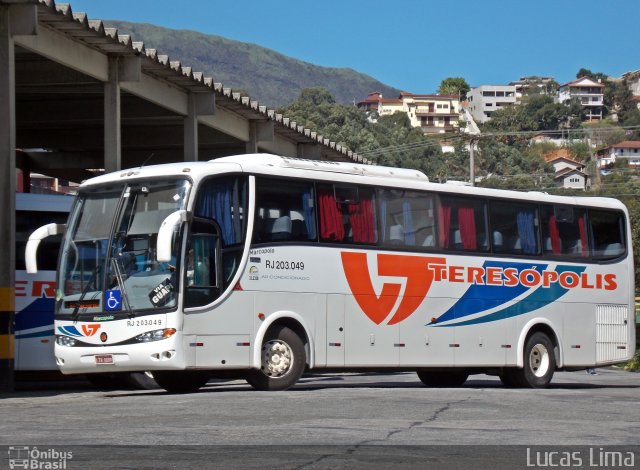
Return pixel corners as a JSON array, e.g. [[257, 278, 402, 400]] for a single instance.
[[246, 120, 273, 154], [104, 56, 121, 173], [184, 93, 198, 161], [246, 121, 258, 154], [0, 5, 16, 392], [0, 1, 36, 392]]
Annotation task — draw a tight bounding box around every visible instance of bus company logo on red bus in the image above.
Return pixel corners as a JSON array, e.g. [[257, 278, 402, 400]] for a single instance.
[[15, 280, 56, 298], [341, 252, 618, 326]]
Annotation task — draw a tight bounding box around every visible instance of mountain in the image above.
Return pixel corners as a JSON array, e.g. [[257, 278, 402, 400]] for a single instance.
[[106, 20, 401, 108]]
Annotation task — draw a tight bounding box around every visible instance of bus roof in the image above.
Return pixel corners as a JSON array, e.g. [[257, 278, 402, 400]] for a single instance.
[[16, 192, 74, 212], [79, 154, 626, 212]]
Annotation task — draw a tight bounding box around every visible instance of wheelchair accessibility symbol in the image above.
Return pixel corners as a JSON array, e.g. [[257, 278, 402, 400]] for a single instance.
[[105, 290, 122, 311]]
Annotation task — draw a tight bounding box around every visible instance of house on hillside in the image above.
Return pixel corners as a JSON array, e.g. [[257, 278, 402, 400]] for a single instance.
[[465, 85, 516, 123], [357, 92, 460, 134], [557, 77, 604, 121], [509, 76, 556, 102], [622, 70, 640, 110], [596, 141, 640, 168], [544, 148, 590, 190]]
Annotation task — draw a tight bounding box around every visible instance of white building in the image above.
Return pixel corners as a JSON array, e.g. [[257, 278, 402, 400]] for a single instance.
[[544, 149, 590, 190], [509, 76, 556, 102], [357, 92, 460, 134], [465, 85, 516, 123], [557, 77, 604, 121], [597, 141, 640, 168]]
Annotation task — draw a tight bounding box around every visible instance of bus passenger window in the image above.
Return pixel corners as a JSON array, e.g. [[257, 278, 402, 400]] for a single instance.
[[438, 196, 488, 252], [378, 189, 436, 249], [489, 201, 539, 255], [589, 209, 625, 259], [318, 185, 376, 244], [253, 178, 316, 243], [541, 205, 588, 257]]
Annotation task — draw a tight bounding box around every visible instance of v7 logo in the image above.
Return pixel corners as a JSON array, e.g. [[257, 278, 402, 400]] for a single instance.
[[81, 324, 100, 337], [341, 252, 445, 325]]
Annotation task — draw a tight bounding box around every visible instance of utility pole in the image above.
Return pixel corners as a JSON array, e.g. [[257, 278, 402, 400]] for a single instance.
[[469, 137, 476, 186]]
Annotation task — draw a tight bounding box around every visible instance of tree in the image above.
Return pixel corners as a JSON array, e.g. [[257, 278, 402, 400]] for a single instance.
[[576, 68, 607, 82], [437, 77, 470, 97]]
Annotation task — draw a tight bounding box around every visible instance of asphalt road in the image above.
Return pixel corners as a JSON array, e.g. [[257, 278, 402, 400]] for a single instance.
[[1, 369, 639, 469]]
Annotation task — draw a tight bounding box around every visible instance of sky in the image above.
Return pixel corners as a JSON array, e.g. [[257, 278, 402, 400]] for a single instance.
[[65, 0, 639, 94]]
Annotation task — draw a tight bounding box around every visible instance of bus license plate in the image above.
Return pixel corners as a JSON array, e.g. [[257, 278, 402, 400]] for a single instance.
[[95, 354, 113, 364]]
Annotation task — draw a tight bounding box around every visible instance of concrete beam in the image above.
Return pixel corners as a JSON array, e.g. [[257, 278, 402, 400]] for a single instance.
[[199, 107, 250, 142], [259, 133, 297, 157], [15, 24, 109, 81], [297, 143, 321, 159], [118, 55, 141, 82]]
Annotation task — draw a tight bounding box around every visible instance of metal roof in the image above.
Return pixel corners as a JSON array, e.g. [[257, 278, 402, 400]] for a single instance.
[[35, 0, 367, 164]]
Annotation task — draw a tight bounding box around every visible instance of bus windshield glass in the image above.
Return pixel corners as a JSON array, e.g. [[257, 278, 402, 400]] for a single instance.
[[56, 179, 191, 318]]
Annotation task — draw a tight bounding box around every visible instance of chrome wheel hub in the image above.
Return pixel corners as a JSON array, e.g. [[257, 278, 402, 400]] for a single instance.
[[261, 340, 293, 377], [529, 343, 550, 378]]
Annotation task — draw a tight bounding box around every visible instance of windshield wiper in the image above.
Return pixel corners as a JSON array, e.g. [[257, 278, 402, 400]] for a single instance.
[[111, 256, 134, 318], [70, 262, 102, 322]]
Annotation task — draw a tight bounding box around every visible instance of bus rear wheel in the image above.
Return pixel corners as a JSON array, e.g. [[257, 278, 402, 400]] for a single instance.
[[505, 332, 556, 388], [417, 370, 469, 387], [246, 326, 306, 391], [153, 371, 210, 393]]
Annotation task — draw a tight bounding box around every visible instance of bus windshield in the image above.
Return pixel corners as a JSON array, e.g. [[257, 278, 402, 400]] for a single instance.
[[56, 179, 191, 318]]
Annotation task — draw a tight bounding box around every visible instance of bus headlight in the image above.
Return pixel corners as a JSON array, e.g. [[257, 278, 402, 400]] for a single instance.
[[135, 328, 176, 343], [56, 335, 77, 347]]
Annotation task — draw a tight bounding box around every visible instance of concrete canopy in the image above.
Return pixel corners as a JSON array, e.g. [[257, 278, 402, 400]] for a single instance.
[[11, 0, 366, 184]]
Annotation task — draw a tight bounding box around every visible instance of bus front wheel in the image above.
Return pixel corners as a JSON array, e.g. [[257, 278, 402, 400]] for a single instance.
[[246, 326, 306, 391]]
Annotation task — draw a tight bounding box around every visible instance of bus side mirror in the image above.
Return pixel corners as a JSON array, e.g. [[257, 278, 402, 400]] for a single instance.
[[157, 210, 189, 262], [26, 223, 66, 274]]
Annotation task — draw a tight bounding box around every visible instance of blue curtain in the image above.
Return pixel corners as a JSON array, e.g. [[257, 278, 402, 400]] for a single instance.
[[379, 196, 388, 242], [402, 200, 416, 245], [516, 209, 536, 254], [302, 190, 316, 239], [196, 180, 236, 245]]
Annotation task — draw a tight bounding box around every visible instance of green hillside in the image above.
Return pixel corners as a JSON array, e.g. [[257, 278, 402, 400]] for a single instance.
[[106, 20, 400, 107]]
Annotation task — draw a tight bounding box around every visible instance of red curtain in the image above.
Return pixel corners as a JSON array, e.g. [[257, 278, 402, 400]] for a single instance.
[[349, 196, 375, 243], [578, 215, 588, 257], [438, 205, 451, 248], [549, 215, 561, 254], [458, 207, 477, 250], [318, 188, 344, 241]]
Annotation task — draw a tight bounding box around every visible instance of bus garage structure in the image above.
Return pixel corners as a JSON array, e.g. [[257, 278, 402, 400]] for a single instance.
[[0, 0, 366, 390]]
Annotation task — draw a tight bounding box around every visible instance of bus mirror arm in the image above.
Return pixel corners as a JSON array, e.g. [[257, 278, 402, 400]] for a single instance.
[[157, 210, 190, 262], [25, 223, 67, 274]]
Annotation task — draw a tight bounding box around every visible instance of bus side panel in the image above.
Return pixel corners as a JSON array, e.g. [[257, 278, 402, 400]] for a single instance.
[[399, 297, 454, 366], [344, 295, 398, 366], [562, 303, 596, 366], [183, 291, 254, 368], [14, 270, 57, 371], [325, 294, 344, 367]]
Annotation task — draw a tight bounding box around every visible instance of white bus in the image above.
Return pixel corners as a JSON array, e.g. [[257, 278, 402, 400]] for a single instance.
[[16, 192, 157, 389], [16, 193, 72, 372], [26, 154, 635, 392]]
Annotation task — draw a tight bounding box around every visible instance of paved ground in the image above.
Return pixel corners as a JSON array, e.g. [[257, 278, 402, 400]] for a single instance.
[[1, 368, 639, 469]]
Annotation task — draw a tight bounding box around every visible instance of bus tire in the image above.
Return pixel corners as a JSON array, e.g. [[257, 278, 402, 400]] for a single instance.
[[246, 326, 306, 391], [417, 370, 468, 387], [153, 371, 210, 394], [498, 368, 526, 388], [86, 373, 131, 390], [515, 332, 556, 388], [125, 371, 160, 390]]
